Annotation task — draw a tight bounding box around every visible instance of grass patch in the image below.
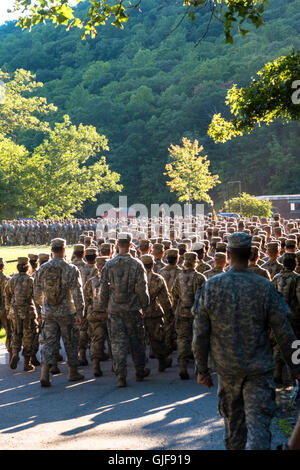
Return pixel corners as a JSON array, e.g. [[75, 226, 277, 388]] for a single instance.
[[277, 418, 293, 437], [0, 245, 75, 276]]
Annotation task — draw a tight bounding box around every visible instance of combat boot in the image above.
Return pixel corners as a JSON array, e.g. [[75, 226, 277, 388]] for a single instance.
[[10, 350, 19, 370], [117, 375, 127, 388], [50, 361, 61, 375], [136, 367, 150, 382], [273, 363, 284, 385], [40, 364, 51, 387], [93, 359, 103, 377], [24, 356, 35, 372], [30, 354, 40, 366], [178, 360, 189, 380], [158, 356, 172, 372], [79, 349, 88, 366], [68, 366, 84, 381]]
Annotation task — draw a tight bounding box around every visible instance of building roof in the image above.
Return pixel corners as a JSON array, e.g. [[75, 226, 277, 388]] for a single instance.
[[256, 195, 300, 201]]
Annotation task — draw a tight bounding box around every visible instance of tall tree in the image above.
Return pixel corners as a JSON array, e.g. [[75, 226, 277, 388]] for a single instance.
[[0, 69, 122, 218], [165, 137, 220, 205]]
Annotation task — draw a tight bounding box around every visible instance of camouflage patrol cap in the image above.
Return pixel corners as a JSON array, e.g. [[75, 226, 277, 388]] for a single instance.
[[18, 256, 29, 265], [267, 241, 280, 252], [227, 233, 252, 251], [166, 248, 179, 257], [192, 242, 204, 251], [28, 253, 39, 261], [251, 241, 261, 248], [85, 247, 97, 256], [214, 252, 227, 263], [96, 256, 109, 268], [140, 239, 151, 251], [101, 243, 112, 251], [108, 238, 116, 245], [162, 240, 171, 249], [51, 238, 66, 249], [118, 232, 132, 243], [211, 237, 222, 245], [283, 252, 296, 263], [286, 239, 297, 248], [140, 254, 154, 265], [150, 238, 157, 244], [184, 252, 197, 264], [153, 243, 164, 252], [84, 236, 92, 243], [38, 253, 50, 263], [73, 244, 85, 253], [178, 243, 187, 251], [216, 242, 227, 251]]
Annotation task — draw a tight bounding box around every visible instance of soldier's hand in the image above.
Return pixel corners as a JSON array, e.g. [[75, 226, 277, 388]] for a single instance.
[[197, 372, 214, 388], [75, 317, 82, 327]]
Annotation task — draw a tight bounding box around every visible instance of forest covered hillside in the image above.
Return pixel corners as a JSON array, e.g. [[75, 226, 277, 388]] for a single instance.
[[0, 0, 299, 212]]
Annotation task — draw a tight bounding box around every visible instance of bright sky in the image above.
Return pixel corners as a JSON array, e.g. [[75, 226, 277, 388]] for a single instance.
[[0, 0, 20, 24]]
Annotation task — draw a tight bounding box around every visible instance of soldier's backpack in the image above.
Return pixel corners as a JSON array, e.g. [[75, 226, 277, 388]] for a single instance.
[[44, 264, 65, 306], [110, 257, 137, 304], [13, 275, 29, 307]]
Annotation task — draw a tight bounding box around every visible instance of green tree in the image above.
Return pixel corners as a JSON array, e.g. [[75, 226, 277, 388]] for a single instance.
[[11, 0, 268, 43], [165, 137, 220, 205], [208, 51, 300, 143], [224, 192, 272, 217], [0, 69, 122, 218]]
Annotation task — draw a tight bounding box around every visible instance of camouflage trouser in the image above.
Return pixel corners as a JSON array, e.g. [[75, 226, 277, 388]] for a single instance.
[[31, 318, 40, 355], [218, 372, 276, 450], [107, 311, 146, 377], [40, 314, 79, 366], [0, 309, 12, 353], [175, 317, 193, 362], [10, 315, 37, 357], [144, 316, 170, 360], [79, 316, 89, 351], [87, 312, 108, 360]]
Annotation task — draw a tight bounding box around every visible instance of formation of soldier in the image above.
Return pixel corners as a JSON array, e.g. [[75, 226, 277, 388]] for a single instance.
[[1, 211, 300, 450], [0, 219, 100, 246]]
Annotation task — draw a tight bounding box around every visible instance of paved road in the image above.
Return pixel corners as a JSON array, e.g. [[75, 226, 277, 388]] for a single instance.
[[0, 344, 285, 450]]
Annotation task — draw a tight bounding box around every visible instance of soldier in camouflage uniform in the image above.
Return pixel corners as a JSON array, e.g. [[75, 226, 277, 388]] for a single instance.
[[192, 233, 300, 450], [172, 252, 206, 380], [152, 243, 166, 273], [192, 243, 211, 274], [5, 257, 39, 371], [203, 252, 227, 279], [248, 246, 271, 279], [27, 254, 41, 367], [99, 232, 150, 388], [34, 238, 85, 387], [141, 254, 173, 372], [262, 241, 283, 280], [272, 253, 300, 384], [84, 256, 109, 377], [78, 246, 98, 366], [0, 258, 11, 359]]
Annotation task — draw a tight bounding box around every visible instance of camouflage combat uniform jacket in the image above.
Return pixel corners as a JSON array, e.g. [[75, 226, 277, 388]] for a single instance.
[[172, 268, 206, 319]]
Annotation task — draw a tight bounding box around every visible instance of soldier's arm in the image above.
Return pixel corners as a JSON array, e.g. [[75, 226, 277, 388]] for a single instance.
[[99, 265, 110, 310], [83, 278, 93, 310], [135, 263, 149, 312], [33, 269, 44, 308], [192, 287, 211, 374], [171, 276, 180, 311], [70, 266, 85, 319], [266, 283, 300, 374], [4, 279, 13, 312], [157, 278, 173, 324]]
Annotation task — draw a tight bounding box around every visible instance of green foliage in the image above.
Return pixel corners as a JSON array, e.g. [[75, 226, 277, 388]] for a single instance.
[[165, 137, 220, 204], [208, 50, 300, 142], [0, 69, 122, 218], [11, 0, 268, 42], [224, 192, 272, 217], [0, 0, 299, 210]]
